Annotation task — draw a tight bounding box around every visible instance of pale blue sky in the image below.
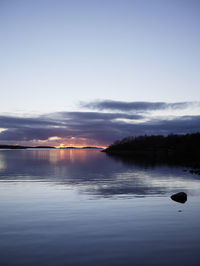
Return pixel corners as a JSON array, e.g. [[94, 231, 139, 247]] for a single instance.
[[0, 0, 199, 114]]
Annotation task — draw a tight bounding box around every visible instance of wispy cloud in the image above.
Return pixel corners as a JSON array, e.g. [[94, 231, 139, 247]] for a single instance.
[[81, 100, 200, 112]]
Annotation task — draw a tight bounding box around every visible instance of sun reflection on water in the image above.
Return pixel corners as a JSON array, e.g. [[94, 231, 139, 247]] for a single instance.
[[0, 153, 6, 171]]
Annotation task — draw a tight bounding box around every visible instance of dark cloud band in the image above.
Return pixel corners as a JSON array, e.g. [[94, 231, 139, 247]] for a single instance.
[[0, 110, 200, 145], [81, 100, 200, 112]]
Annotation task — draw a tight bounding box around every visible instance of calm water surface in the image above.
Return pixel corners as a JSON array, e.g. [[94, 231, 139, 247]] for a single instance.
[[0, 149, 200, 266]]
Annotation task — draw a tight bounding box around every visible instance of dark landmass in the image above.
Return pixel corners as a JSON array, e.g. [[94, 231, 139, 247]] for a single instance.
[[103, 133, 200, 173], [33, 146, 55, 149], [0, 145, 55, 149], [82, 146, 103, 149], [0, 145, 28, 149], [0, 145, 102, 150], [58, 146, 103, 149]]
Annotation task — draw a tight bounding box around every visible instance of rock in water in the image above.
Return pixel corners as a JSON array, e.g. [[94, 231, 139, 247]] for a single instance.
[[171, 192, 187, 203]]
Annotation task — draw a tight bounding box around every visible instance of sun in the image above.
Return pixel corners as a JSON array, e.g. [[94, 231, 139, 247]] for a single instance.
[[56, 143, 66, 148]]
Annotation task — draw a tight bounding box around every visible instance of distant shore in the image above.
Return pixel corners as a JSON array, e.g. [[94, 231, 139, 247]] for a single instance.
[[0, 145, 103, 150], [0, 145, 55, 149]]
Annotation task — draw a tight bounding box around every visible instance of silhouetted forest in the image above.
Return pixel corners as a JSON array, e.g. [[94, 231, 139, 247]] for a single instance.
[[103, 133, 200, 169], [58, 147, 102, 149], [0, 145, 28, 149], [0, 145, 55, 149], [0, 145, 102, 150]]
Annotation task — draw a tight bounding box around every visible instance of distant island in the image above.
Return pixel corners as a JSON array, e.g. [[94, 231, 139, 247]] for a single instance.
[[58, 146, 103, 149], [0, 145, 103, 150], [0, 145, 56, 149], [103, 133, 200, 172]]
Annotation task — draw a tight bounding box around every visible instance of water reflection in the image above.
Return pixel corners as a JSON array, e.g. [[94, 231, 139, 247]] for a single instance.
[[1, 150, 200, 266], [0, 154, 6, 171], [0, 149, 200, 198]]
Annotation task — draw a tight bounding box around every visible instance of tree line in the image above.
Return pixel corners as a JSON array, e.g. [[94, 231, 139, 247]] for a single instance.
[[103, 133, 200, 167]]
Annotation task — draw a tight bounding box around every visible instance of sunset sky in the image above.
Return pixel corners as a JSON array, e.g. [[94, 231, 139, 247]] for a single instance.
[[0, 0, 200, 147]]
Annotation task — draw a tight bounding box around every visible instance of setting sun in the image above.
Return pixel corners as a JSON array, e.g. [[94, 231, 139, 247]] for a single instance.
[[56, 143, 66, 148]]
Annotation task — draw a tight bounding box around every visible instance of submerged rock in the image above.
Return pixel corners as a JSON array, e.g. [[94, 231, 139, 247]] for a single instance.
[[171, 192, 187, 203]]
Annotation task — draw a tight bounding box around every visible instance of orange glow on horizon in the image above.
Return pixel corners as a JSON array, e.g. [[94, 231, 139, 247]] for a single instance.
[[55, 143, 107, 149], [13, 137, 108, 149]]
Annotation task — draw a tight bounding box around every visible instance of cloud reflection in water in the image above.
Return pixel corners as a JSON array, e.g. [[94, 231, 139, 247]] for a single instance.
[[0, 149, 199, 198]]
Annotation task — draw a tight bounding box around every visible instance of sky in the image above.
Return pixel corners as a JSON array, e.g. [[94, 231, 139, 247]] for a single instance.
[[0, 0, 200, 147]]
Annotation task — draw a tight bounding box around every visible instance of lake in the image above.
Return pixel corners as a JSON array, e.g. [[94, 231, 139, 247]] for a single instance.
[[0, 149, 200, 266]]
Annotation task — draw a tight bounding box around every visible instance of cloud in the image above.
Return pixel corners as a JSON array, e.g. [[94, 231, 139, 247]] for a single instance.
[[81, 100, 200, 112], [0, 115, 60, 129], [45, 111, 143, 121], [0, 112, 142, 144], [0, 107, 200, 146]]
